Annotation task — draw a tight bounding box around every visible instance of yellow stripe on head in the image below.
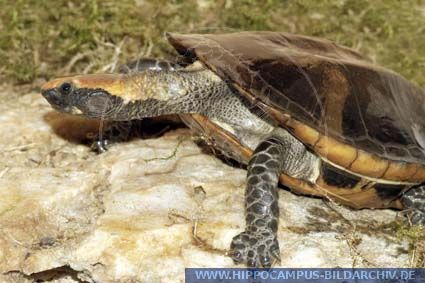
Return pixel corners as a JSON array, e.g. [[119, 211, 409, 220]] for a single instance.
[[41, 74, 127, 98]]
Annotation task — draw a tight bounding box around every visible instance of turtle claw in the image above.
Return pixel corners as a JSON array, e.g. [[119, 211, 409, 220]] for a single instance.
[[260, 255, 272, 268], [230, 229, 280, 268], [408, 210, 425, 226], [91, 139, 110, 153], [270, 247, 281, 263]]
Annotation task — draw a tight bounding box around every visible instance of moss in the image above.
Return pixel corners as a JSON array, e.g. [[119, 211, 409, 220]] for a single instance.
[[0, 0, 423, 86], [387, 221, 425, 267]]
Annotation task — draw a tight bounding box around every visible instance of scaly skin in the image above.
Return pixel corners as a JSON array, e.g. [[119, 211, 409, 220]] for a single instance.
[[401, 186, 425, 225], [231, 137, 283, 267], [92, 59, 181, 152]]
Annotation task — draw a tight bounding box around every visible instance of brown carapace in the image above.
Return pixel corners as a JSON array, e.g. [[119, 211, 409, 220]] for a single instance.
[[168, 32, 425, 209]]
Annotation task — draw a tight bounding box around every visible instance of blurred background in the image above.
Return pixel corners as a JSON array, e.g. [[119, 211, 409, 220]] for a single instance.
[[0, 0, 424, 87]]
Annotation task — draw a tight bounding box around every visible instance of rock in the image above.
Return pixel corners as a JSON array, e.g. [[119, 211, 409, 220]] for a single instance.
[[0, 90, 411, 282]]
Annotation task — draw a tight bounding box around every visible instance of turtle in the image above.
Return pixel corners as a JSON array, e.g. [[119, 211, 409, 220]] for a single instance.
[[40, 32, 425, 268]]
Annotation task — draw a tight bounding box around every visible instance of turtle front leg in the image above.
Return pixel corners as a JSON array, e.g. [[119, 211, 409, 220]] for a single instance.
[[91, 121, 134, 153], [401, 185, 425, 226], [230, 131, 319, 267], [230, 137, 284, 267]]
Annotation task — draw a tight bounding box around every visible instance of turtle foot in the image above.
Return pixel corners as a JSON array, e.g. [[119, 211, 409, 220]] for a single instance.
[[401, 186, 425, 226], [230, 229, 280, 268], [91, 139, 110, 153], [408, 210, 425, 226]]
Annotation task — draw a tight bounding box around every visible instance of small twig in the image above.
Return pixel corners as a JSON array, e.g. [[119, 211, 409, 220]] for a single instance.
[[4, 231, 25, 247], [0, 167, 10, 179], [410, 246, 417, 267], [59, 51, 92, 74], [2, 143, 36, 152], [82, 62, 95, 74], [143, 39, 153, 58], [100, 37, 127, 72], [318, 190, 378, 267], [142, 138, 184, 162]]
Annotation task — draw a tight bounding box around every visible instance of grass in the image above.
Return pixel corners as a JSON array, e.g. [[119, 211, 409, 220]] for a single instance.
[[0, 0, 424, 87], [393, 222, 425, 267]]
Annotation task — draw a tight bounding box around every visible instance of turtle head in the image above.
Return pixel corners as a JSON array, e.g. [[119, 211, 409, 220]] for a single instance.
[[41, 74, 128, 119], [42, 70, 202, 120]]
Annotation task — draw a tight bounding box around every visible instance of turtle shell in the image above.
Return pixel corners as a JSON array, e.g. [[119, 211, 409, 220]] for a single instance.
[[167, 32, 425, 183]]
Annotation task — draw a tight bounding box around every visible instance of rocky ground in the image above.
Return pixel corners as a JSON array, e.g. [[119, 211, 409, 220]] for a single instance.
[[0, 87, 415, 282]]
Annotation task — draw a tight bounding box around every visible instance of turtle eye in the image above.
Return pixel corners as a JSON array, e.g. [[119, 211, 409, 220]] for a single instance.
[[59, 82, 72, 94]]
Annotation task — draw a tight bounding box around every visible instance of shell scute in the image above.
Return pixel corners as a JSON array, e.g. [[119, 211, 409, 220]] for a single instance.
[[167, 32, 425, 183]]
